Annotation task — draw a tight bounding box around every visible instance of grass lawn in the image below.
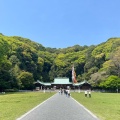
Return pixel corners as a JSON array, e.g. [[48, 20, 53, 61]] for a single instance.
[[71, 92, 120, 120], [0, 91, 55, 120]]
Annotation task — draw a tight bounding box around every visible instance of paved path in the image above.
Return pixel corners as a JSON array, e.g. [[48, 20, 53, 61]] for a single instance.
[[17, 93, 99, 120]]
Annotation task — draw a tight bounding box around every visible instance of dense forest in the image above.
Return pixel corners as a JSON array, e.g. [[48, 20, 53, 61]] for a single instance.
[[0, 33, 120, 92]]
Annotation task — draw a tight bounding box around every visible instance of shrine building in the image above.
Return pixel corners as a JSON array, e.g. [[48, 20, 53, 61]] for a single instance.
[[34, 77, 91, 90]]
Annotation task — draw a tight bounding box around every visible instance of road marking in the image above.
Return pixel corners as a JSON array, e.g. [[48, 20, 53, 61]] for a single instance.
[[71, 97, 99, 120], [16, 93, 57, 120]]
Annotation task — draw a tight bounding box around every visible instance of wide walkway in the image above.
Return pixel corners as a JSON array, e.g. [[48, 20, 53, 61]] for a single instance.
[[17, 93, 99, 120]]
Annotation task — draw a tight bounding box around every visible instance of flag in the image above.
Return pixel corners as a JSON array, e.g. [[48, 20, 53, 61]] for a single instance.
[[72, 65, 77, 83]]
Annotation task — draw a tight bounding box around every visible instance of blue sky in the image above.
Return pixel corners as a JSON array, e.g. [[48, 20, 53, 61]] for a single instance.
[[1, 0, 120, 48]]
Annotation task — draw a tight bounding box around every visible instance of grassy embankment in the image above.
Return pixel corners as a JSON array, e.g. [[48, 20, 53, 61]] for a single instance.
[[0, 92, 55, 120], [71, 92, 120, 120]]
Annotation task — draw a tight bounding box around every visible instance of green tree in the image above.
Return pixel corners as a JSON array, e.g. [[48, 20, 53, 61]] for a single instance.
[[0, 40, 10, 61], [100, 75, 120, 92], [110, 48, 120, 77], [17, 71, 34, 90], [0, 58, 12, 91]]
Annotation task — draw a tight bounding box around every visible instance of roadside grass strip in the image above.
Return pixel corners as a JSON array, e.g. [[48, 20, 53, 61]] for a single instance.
[[71, 97, 99, 120], [16, 93, 56, 120], [0, 92, 56, 120], [71, 92, 120, 120]]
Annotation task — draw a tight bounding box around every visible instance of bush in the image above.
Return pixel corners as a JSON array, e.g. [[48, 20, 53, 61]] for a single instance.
[[5, 88, 18, 92]]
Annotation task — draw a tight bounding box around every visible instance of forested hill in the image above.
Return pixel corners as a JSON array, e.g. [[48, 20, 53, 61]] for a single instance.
[[0, 33, 120, 91]]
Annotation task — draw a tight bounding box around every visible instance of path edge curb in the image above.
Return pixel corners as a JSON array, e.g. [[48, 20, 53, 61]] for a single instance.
[[16, 93, 57, 120], [71, 97, 99, 120]]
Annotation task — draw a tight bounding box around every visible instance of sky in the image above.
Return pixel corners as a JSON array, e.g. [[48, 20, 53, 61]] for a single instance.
[[1, 0, 120, 48]]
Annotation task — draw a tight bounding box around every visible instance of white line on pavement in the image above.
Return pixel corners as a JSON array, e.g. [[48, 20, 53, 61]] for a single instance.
[[16, 93, 57, 120], [71, 97, 99, 120]]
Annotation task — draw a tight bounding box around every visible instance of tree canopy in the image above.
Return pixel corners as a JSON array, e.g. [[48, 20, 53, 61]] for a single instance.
[[0, 33, 120, 91]]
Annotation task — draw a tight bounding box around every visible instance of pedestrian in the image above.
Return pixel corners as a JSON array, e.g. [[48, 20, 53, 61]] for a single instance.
[[88, 90, 91, 98], [64, 89, 66, 95], [67, 89, 70, 97], [61, 89, 63, 95], [65, 89, 68, 97], [85, 90, 87, 97], [59, 90, 61, 95]]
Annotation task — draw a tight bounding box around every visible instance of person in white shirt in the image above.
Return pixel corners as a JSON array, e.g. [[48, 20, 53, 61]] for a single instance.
[[85, 90, 87, 97], [88, 90, 91, 98], [67, 89, 70, 97]]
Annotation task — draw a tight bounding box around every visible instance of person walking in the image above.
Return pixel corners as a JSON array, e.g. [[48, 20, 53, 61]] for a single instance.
[[61, 89, 63, 95], [67, 89, 70, 97], [85, 90, 87, 97], [65, 89, 68, 97], [88, 90, 91, 98], [59, 90, 61, 95]]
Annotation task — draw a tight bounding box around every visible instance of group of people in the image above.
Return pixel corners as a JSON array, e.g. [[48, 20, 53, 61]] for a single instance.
[[85, 90, 91, 98], [59, 88, 71, 97], [59, 88, 91, 98]]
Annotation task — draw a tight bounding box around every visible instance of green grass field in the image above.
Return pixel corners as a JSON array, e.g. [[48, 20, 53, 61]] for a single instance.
[[0, 91, 119, 120], [0, 92, 55, 120], [71, 92, 120, 120]]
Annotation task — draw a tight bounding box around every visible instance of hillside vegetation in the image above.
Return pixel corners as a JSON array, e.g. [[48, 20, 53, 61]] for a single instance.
[[0, 33, 120, 92]]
